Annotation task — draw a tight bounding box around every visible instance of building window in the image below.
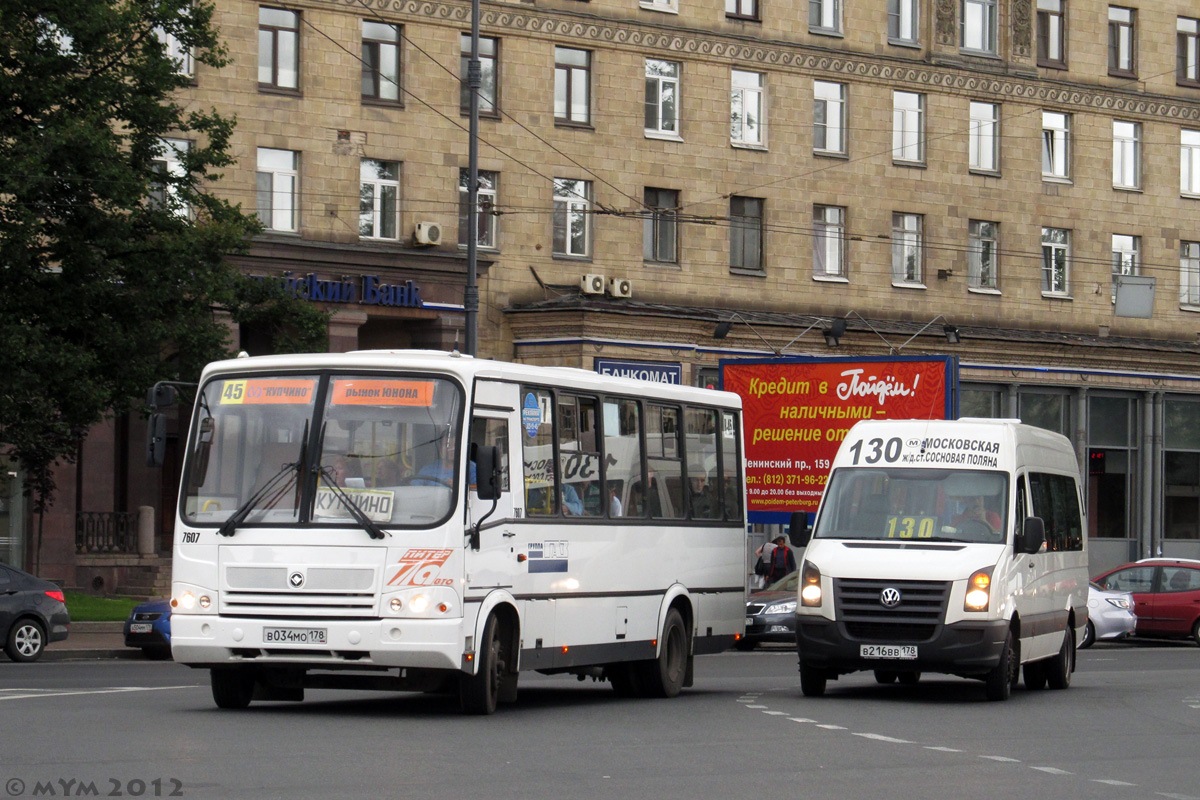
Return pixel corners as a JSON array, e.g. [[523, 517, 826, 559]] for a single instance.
[[962, 0, 997, 54], [969, 101, 999, 173], [643, 188, 678, 264], [726, 0, 759, 21], [553, 178, 592, 258], [1182, 130, 1200, 196], [256, 147, 298, 232], [1180, 18, 1200, 87], [149, 138, 190, 217], [458, 169, 498, 249], [891, 213, 922, 284], [731, 70, 765, 147], [814, 81, 847, 155], [554, 47, 591, 126], [809, 0, 842, 35], [892, 91, 924, 164], [1113, 120, 1141, 190], [460, 35, 498, 116], [645, 59, 680, 137], [156, 25, 194, 78], [729, 196, 763, 272], [1108, 6, 1136, 77], [1181, 242, 1200, 306], [968, 220, 998, 290], [1111, 234, 1140, 301], [888, 0, 919, 44], [813, 205, 846, 279], [1042, 111, 1071, 180], [1041, 227, 1070, 295], [258, 7, 299, 91], [641, 0, 679, 13], [1037, 0, 1066, 67], [362, 21, 400, 103], [359, 159, 400, 240]]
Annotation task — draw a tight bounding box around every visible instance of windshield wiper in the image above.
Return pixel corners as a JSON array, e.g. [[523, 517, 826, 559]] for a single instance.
[[316, 465, 388, 540], [217, 461, 301, 537]]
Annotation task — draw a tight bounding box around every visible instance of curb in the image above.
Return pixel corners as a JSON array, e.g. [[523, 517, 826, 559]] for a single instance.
[[43, 648, 144, 662]]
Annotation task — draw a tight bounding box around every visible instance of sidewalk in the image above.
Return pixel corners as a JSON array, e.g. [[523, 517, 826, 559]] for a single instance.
[[43, 621, 142, 661]]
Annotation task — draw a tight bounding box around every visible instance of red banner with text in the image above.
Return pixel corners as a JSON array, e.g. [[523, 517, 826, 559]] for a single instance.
[[721, 357, 955, 521]]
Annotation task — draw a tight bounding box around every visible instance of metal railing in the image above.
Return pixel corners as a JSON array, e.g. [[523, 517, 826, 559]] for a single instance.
[[75, 511, 139, 554]]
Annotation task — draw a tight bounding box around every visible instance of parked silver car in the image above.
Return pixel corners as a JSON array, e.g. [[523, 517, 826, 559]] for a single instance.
[[1079, 581, 1136, 648]]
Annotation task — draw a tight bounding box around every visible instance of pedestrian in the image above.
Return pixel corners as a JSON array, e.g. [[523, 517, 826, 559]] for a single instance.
[[765, 535, 796, 584]]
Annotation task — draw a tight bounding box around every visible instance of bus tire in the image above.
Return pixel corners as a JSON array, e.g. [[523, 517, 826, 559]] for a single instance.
[[1024, 659, 1047, 690], [460, 614, 503, 715], [606, 663, 642, 697], [211, 667, 255, 709], [1046, 627, 1074, 690], [984, 630, 1015, 701], [638, 608, 688, 698], [799, 663, 827, 697]]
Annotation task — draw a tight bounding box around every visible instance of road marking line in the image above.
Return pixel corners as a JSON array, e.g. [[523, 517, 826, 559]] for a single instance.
[[1031, 766, 1073, 775], [1093, 779, 1137, 787], [853, 733, 913, 744], [925, 746, 962, 752], [0, 686, 196, 702], [980, 756, 1021, 763], [1154, 793, 1199, 800], [745, 704, 768, 709], [762, 710, 788, 716], [788, 717, 816, 723], [816, 724, 846, 730]]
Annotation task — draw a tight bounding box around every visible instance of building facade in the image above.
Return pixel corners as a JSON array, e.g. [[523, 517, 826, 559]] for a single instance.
[[8, 0, 1200, 587]]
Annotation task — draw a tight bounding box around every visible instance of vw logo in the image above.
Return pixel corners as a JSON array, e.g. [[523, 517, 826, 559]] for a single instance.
[[879, 587, 902, 608], [288, 571, 305, 588]]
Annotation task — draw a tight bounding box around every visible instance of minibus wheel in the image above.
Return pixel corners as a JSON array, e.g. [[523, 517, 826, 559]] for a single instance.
[[984, 631, 1015, 701], [1046, 627, 1074, 690], [799, 663, 827, 697]]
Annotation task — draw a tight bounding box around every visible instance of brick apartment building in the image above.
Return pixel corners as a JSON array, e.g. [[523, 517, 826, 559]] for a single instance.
[[6, 0, 1200, 590]]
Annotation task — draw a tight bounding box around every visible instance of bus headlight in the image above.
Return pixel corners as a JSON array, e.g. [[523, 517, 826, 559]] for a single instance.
[[800, 562, 823, 607], [964, 568, 994, 612]]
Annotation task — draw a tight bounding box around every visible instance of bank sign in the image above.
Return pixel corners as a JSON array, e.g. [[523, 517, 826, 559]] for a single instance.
[[250, 272, 424, 309], [594, 359, 682, 384], [720, 356, 957, 523]]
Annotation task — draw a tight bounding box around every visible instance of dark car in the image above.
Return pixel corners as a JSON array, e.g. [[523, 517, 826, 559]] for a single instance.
[[1092, 558, 1200, 645], [738, 571, 800, 650], [0, 563, 70, 662], [123, 598, 172, 660]]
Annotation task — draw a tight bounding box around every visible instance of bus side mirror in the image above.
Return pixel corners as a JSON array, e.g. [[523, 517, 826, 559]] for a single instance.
[[1019, 516, 1046, 554], [790, 511, 812, 547], [146, 413, 168, 467], [472, 444, 500, 501], [147, 383, 178, 409]]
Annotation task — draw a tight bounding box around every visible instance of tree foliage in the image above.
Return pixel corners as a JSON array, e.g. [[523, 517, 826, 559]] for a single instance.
[[0, 0, 328, 509]]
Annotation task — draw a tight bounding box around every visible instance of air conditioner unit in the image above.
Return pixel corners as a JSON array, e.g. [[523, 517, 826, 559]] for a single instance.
[[609, 277, 633, 298], [414, 221, 442, 246], [580, 273, 606, 295]]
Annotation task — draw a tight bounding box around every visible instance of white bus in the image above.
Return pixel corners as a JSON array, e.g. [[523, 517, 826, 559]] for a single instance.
[[167, 350, 747, 713]]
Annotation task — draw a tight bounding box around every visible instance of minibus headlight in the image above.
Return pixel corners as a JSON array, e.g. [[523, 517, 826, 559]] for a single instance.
[[800, 562, 823, 607], [964, 567, 994, 612]]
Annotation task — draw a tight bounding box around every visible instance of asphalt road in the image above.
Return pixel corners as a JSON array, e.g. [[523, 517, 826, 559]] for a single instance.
[[2, 642, 1197, 800]]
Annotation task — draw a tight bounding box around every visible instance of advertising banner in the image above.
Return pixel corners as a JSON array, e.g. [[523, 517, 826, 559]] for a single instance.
[[720, 356, 957, 523]]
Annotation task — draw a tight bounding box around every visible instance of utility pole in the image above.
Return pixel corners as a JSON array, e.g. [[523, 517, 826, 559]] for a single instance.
[[464, 0, 481, 357]]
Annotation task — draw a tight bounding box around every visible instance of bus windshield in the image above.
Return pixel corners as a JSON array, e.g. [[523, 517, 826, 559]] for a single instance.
[[813, 468, 1008, 544], [182, 373, 464, 529]]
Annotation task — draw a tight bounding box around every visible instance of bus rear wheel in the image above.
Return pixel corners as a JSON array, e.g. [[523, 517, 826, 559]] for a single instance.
[[638, 608, 688, 698]]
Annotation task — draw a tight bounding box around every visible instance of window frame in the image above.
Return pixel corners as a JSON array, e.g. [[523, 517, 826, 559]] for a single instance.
[[725, 0, 760, 22], [729, 195, 764, 273], [1180, 17, 1200, 87], [809, 0, 843, 36], [1111, 233, 1140, 302], [969, 101, 1000, 173], [1108, 6, 1137, 78], [1181, 241, 1200, 308], [730, 69, 766, 148], [359, 158, 401, 241], [1041, 226, 1071, 296], [813, 204, 847, 280], [814, 80, 847, 156], [643, 187, 679, 265], [644, 59, 681, 139], [361, 20, 401, 105], [888, 0, 920, 46], [554, 47, 591, 127], [256, 147, 299, 232], [553, 178, 593, 259], [1182, 129, 1200, 197], [1042, 110, 1071, 181], [968, 219, 999, 291], [460, 34, 498, 117], [1037, 0, 1067, 68], [961, 0, 998, 55], [149, 138, 191, 218], [1112, 120, 1141, 190], [156, 24, 194, 79], [892, 91, 925, 165], [891, 212, 924, 286], [258, 7, 299, 92], [458, 168, 498, 250]]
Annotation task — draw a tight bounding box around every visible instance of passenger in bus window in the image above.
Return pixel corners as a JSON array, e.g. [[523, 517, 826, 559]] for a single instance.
[[327, 455, 363, 487], [413, 446, 454, 486], [609, 486, 623, 517], [562, 482, 584, 515]]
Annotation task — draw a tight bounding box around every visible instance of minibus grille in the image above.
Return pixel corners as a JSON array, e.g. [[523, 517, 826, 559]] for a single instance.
[[833, 578, 950, 643]]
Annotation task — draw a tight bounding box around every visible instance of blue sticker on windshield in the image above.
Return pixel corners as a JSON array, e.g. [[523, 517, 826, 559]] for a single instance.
[[522, 393, 542, 439]]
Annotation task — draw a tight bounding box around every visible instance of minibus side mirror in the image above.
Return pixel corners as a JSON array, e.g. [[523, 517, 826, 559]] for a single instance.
[[472, 444, 500, 501], [145, 413, 168, 467], [1019, 516, 1046, 554], [790, 511, 812, 547]]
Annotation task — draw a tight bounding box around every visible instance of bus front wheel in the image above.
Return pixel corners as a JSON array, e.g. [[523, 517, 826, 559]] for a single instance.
[[211, 667, 255, 709], [460, 615, 505, 715]]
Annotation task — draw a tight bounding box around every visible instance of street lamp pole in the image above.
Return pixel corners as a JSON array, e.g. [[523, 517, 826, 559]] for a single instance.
[[464, 0, 481, 356]]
